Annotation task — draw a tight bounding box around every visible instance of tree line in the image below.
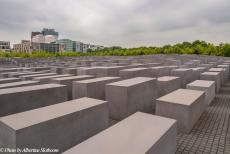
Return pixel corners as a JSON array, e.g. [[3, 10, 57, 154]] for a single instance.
[[1, 40, 230, 58]]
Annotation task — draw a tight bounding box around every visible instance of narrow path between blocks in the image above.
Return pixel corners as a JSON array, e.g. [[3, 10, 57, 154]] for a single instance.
[[176, 81, 230, 154]]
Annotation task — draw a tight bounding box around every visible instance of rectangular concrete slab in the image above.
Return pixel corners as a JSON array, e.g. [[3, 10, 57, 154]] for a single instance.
[[119, 67, 151, 79], [20, 73, 57, 80], [200, 72, 221, 92], [51, 75, 94, 100], [156, 89, 205, 133], [0, 80, 40, 89], [33, 74, 73, 84], [0, 78, 21, 84], [0, 84, 67, 117], [63, 112, 177, 154], [157, 76, 181, 97], [106, 77, 157, 120], [150, 66, 170, 77], [0, 97, 108, 153], [73, 77, 120, 100], [187, 80, 215, 106], [170, 68, 193, 88]]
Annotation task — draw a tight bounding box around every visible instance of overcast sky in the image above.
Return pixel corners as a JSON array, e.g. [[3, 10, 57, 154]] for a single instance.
[[0, 0, 230, 47]]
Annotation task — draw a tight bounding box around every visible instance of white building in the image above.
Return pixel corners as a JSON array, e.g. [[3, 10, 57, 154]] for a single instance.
[[32, 34, 45, 43]]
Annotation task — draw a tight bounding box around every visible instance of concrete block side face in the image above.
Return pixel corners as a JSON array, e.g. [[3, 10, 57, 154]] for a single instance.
[[189, 93, 205, 129], [128, 79, 156, 113], [15, 102, 108, 153], [0, 86, 68, 117], [72, 82, 88, 99], [187, 84, 215, 106], [86, 82, 106, 100], [200, 75, 220, 93], [106, 85, 127, 120], [156, 100, 190, 133], [0, 78, 21, 84], [157, 78, 181, 98], [0, 122, 16, 150], [147, 122, 177, 154]]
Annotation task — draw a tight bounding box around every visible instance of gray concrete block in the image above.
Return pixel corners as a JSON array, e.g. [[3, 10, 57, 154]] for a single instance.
[[187, 80, 215, 106], [106, 77, 157, 120], [8, 71, 50, 78], [171, 68, 193, 88], [63, 112, 177, 154], [77, 67, 98, 76], [0, 84, 67, 117], [119, 67, 151, 79], [20, 73, 57, 80], [156, 89, 205, 133], [62, 68, 78, 75], [150, 66, 170, 77], [157, 76, 181, 97], [0, 78, 21, 84], [73, 77, 120, 100], [208, 68, 226, 83], [96, 66, 127, 77], [0, 97, 108, 153], [51, 75, 94, 100], [200, 72, 221, 92], [0, 80, 40, 89], [33, 74, 73, 84], [217, 65, 229, 79]]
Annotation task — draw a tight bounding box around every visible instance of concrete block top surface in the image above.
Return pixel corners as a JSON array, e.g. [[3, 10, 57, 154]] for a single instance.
[[187, 80, 215, 88], [0, 80, 39, 88], [63, 112, 176, 154], [201, 72, 221, 76], [21, 73, 56, 77], [0, 97, 107, 130], [52, 75, 93, 81], [191, 67, 205, 71], [120, 67, 148, 71], [150, 66, 168, 69], [172, 68, 191, 72], [76, 77, 120, 83], [107, 77, 155, 87], [0, 83, 65, 95], [0, 78, 19, 81], [209, 68, 225, 72], [157, 89, 204, 106], [157, 76, 180, 81], [34, 74, 73, 79]]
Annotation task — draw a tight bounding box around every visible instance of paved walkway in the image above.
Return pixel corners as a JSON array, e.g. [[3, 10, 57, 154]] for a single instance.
[[176, 81, 230, 154]]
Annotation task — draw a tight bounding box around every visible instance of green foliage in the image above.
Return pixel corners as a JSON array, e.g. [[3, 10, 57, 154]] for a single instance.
[[1, 40, 230, 58]]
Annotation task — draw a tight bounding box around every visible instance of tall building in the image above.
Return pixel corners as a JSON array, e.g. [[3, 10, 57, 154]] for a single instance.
[[41, 28, 59, 37], [31, 34, 45, 43], [0, 41, 10, 51], [31, 28, 58, 43]]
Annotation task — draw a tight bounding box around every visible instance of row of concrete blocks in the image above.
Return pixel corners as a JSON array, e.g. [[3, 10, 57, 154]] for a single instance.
[[0, 63, 226, 153], [0, 74, 180, 154], [0, 84, 177, 154]]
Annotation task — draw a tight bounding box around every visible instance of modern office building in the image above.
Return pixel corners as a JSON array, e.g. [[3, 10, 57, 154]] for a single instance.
[[31, 28, 59, 43], [74, 41, 84, 52], [13, 40, 64, 53], [41, 28, 59, 37], [0, 41, 10, 51], [39, 43, 64, 53], [56, 39, 75, 52]]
